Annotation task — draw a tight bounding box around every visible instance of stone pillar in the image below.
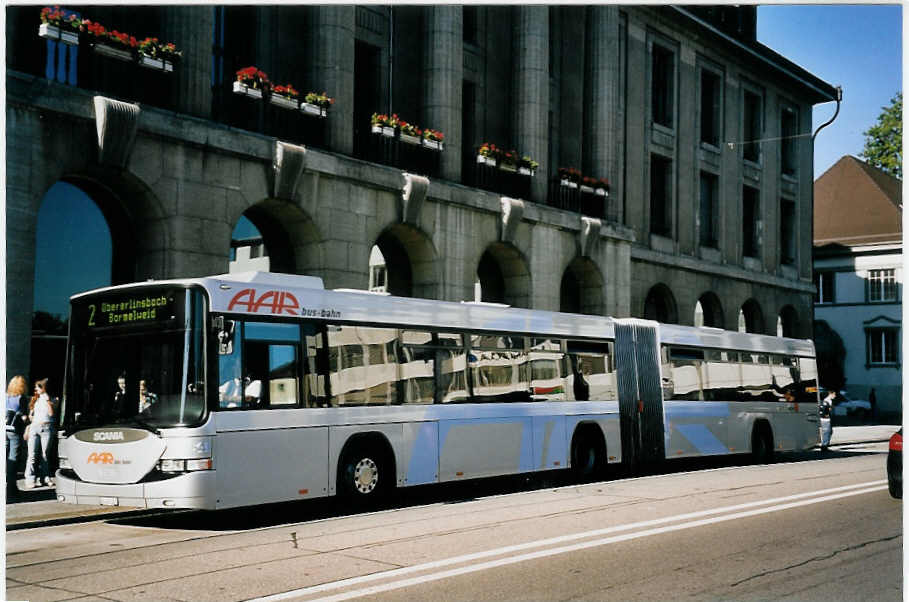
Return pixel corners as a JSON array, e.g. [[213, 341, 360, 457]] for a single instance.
[[513, 6, 549, 203], [584, 6, 619, 188], [422, 6, 463, 182], [310, 6, 356, 155], [165, 6, 213, 119]]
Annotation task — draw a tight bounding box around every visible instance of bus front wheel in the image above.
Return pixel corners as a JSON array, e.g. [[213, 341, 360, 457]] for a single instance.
[[338, 444, 390, 502], [570, 428, 607, 482]]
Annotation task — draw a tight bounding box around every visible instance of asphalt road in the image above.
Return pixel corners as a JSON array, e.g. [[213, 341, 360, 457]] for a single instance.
[[6, 443, 901, 602]]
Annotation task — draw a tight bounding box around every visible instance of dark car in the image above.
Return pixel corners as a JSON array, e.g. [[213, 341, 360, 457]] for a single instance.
[[887, 429, 901, 499]]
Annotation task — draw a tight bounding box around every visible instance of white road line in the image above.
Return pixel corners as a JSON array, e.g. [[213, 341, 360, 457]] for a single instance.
[[248, 480, 886, 602]]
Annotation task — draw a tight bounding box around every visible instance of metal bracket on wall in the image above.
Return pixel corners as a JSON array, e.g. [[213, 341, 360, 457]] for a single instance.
[[580, 216, 602, 257], [500, 197, 525, 244], [401, 172, 430, 225], [93, 96, 140, 169], [273, 141, 308, 201]]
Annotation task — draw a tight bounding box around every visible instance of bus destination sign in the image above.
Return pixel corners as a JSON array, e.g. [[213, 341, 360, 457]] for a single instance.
[[86, 293, 176, 328]]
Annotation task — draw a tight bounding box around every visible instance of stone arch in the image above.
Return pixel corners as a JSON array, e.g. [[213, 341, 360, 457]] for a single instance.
[[560, 256, 605, 315], [643, 283, 678, 324], [778, 304, 800, 338], [236, 198, 322, 277], [476, 242, 532, 308], [372, 223, 440, 299], [739, 298, 765, 334], [695, 291, 725, 328]]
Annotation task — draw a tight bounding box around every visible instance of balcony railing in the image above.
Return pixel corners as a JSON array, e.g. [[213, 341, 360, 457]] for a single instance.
[[463, 155, 533, 200], [359, 129, 442, 178], [547, 179, 616, 222]]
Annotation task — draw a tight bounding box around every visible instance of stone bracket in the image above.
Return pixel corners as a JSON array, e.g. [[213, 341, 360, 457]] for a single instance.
[[401, 172, 430, 225], [580, 216, 602, 257], [93, 96, 140, 169], [273, 141, 307, 200], [500, 197, 525, 244]]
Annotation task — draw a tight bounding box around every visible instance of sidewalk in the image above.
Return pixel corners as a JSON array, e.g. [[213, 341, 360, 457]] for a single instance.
[[5, 425, 898, 530]]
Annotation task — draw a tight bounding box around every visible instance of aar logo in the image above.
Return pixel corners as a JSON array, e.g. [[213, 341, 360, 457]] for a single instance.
[[86, 452, 115, 465], [228, 289, 301, 315]]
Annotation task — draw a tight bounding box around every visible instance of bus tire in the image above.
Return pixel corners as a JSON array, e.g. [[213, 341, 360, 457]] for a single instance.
[[337, 441, 392, 504], [570, 426, 607, 482], [751, 422, 774, 464]]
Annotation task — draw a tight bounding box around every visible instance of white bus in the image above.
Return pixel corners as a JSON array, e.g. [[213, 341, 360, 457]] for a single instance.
[[55, 272, 819, 510]]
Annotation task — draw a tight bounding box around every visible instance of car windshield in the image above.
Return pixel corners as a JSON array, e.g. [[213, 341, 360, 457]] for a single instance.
[[63, 288, 207, 431]]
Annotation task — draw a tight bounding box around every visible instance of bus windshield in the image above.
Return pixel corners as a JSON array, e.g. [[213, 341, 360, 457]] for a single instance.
[[63, 287, 208, 431]]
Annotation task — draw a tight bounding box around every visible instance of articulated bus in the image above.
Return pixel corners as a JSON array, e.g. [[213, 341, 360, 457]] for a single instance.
[[56, 272, 819, 510]]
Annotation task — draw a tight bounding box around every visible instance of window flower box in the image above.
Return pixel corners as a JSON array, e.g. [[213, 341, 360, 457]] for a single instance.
[[269, 94, 299, 110], [518, 167, 535, 177], [371, 125, 396, 138], [560, 179, 578, 189], [477, 154, 497, 168], [400, 133, 422, 146], [595, 187, 608, 197], [39, 23, 79, 45], [138, 54, 174, 72], [233, 80, 263, 99], [499, 162, 517, 173], [301, 102, 327, 117], [423, 139, 444, 151], [93, 42, 134, 62], [580, 185, 595, 194]]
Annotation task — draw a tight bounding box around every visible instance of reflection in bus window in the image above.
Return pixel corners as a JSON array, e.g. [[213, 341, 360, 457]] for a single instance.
[[530, 338, 565, 400], [664, 348, 705, 401], [565, 341, 616, 401], [327, 325, 398, 406], [469, 335, 529, 402]]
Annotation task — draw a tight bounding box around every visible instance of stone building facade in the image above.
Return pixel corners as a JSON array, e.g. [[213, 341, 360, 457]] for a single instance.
[[6, 5, 836, 381]]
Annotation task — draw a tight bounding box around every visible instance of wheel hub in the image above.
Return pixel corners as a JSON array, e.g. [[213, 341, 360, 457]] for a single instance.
[[353, 458, 378, 494]]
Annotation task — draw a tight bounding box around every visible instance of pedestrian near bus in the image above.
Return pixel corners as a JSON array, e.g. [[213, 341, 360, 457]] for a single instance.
[[819, 389, 834, 451], [25, 378, 56, 489], [6, 376, 29, 499]]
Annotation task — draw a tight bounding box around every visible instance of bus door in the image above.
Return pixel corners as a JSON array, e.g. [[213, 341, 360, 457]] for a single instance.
[[614, 319, 666, 472]]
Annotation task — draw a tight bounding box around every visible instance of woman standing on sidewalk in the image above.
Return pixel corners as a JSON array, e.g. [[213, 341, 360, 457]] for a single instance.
[[25, 378, 56, 489], [6, 375, 29, 499]]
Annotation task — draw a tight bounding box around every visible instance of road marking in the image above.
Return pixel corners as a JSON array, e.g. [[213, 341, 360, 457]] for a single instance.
[[248, 480, 886, 602]]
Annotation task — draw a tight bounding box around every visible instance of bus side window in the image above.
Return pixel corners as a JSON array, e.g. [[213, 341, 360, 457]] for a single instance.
[[667, 348, 705, 401], [530, 338, 566, 401], [243, 322, 302, 409], [326, 325, 399, 406], [218, 322, 244, 409], [565, 340, 616, 401]]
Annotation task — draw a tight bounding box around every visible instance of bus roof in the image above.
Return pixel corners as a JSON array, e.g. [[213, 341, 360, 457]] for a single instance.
[[71, 272, 815, 355]]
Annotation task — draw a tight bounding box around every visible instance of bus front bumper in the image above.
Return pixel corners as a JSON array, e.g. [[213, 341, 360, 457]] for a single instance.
[[55, 470, 217, 510]]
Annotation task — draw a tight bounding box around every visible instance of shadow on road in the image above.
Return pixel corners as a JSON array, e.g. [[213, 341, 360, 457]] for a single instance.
[[111, 446, 882, 532]]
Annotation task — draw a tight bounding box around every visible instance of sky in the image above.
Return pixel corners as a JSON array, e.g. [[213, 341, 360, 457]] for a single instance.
[[756, 4, 903, 179], [31, 5, 904, 319]]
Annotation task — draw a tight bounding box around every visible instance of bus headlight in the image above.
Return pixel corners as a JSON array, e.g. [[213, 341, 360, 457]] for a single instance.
[[158, 458, 213, 473]]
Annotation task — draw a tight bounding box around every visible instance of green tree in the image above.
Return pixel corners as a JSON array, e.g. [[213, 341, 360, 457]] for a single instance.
[[860, 92, 902, 179]]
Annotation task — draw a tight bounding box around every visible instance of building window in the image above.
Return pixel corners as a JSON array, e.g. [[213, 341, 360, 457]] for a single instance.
[[463, 6, 478, 44], [866, 328, 899, 365], [780, 105, 798, 176], [779, 198, 796, 265], [814, 272, 836, 304], [698, 172, 718, 248], [742, 185, 760, 258], [867, 269, 898, 302], [700, 69, 721, 146], [650, 155, 673, 237], [743, 89, 763, 163], [651, 44, 675, 128]]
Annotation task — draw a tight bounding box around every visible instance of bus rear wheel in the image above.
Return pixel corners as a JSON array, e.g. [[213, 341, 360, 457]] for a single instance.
[[338, 444, 390, 503], [751, 423, 775, 464], [570, 429, 607, 482]]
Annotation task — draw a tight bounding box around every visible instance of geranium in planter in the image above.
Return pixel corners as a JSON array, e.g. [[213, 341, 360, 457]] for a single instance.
[[477, 142, 501, 167], [371, 113, 398, 137], [270, 84, 300, 110], [93, 29, 138, 62], [39, 6, 81, 45], [422, 129, 444, 151], [138, 37, 181, 72], [518, 155, 539, 177], [580, 176, 599, 194], [234, 66, 270, 99], [499, 149, 519, 172], [399, 121, 423, 145], [558, 167, 582, 188], [302, 91, 333, 116], [594, 178, 610, 196]]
